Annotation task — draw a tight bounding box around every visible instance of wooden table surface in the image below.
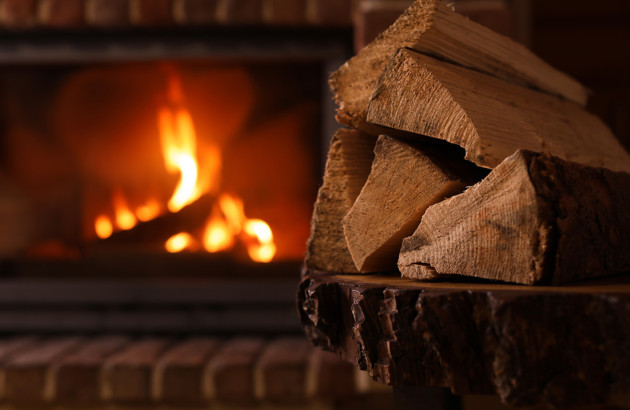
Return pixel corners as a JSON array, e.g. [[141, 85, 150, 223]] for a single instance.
[[297, 269, 630, 408]]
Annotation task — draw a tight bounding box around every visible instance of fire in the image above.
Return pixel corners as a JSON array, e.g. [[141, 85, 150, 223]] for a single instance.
[[136, 199, 161, 222], [158, 107, 200, 213], [219, 193, 245, 234], [92, 70, 276, 263], [113, 190, 137, 230], [94, 215, 113, 239], [243, 219, 276, 263], [203, 207, 234, 253], [201, 193, 276, 263], [165, 232, 194, 253]]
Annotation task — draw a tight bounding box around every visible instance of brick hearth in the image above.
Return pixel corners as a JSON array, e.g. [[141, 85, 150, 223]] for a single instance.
[[0, 336, 390, 408]]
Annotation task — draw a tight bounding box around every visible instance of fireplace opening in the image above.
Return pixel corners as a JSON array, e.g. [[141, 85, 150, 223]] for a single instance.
[[0, 55, 334, 278]]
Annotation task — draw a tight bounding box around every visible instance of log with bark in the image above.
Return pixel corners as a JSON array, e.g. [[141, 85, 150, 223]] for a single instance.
[[331, 0, 587, 134], [298, 269, 630, 408], [343, 135, 487, 272], [305, 129, 377, 273], [92, 193, 215, 248], [367, 48, 630, 173], [399, 150, 630, 285]]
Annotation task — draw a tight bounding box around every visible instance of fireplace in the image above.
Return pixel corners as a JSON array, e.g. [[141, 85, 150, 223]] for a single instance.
[[0, 5, 352, 334]]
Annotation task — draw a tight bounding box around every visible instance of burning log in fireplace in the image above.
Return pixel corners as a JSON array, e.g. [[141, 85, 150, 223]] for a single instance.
[[306, 0, 630, 285], [0, 59, 322, 270]]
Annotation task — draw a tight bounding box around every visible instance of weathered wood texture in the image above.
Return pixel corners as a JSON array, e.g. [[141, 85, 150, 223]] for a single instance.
[[305, 129, 377, 273], [399, 150, 630, 285], [367, 48, 630, 173], [298, 270, 630, 408], [330, 0, 587, 133], [343, 135, 486, 272]]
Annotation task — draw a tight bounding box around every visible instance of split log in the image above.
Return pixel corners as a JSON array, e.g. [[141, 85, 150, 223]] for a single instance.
[[305, 129, 377, 273], [399, 150, 630, 285], [330, 0, 587, 133], [343, 135, 487, 272], [367, 48, 630, 173]]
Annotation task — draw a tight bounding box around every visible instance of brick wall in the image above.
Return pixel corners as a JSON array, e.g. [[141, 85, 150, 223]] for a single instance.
[[0, 0, 354, 28]]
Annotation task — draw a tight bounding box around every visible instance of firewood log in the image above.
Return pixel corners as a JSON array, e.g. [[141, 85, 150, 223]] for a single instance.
[[330, 0, 587, 133], [343, 135, 487, 272], [366, 48, 630, 174], [398, 150, 630, 285], [305, 129, 377, 273]]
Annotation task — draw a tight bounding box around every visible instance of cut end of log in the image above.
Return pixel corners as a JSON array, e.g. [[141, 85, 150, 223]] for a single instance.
[[367, 48, 630, 173], [398, 150, 555, 285], [329, 0, 439, 131], [343, 135, 487, 273], [399, 150, 630, 285], [330, 0, 588, 134]]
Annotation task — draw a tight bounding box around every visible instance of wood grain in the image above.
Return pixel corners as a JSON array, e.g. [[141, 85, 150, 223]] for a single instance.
[[343, 135, 486, 272], [330, 0, 587, 133], [305, 129, 377, 273], [399, 150, 630, 285], [367, 48, 630, 173]]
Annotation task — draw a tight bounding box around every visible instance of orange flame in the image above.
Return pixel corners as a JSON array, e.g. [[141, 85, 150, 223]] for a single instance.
[[165, 232, 194, 253], [92, 70, 277, 263], [203, 206, 234, 253], [136, 199, 161, 222], [243, 219, 276, 263], [113, 190, 137, 231], [219, 194, 245, 234], [158, 74, 204, 213], [94, 215, 113, 239], [201, 193, 276, 263]]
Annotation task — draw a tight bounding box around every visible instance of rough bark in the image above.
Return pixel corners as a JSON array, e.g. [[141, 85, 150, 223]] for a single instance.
[[367, 48, 630, 173], [343, 135, 486, 272], [399, 150, 630, 285], [298, 270, 630, 408], [330, 0, 587, 133], [305, 129, 377, 273]]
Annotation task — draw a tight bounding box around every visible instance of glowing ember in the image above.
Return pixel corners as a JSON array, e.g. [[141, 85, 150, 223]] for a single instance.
[[203, 207, 234, 253], [165, 232, 194, 253], [202, 194, 276, 262], [94, 215, 113, 239], [136, 199, 161, 222], [113, 191, 137, 230], [243, 219, 276, 263]]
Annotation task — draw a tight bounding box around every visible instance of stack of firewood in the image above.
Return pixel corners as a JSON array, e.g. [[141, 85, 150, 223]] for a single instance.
[[306, 0, 630, 285]]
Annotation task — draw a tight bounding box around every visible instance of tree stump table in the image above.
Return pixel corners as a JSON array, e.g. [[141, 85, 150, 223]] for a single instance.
[[297, 269, 630, 408]]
